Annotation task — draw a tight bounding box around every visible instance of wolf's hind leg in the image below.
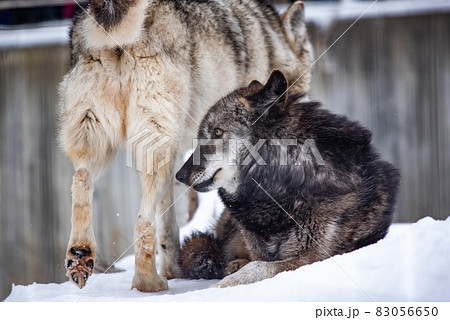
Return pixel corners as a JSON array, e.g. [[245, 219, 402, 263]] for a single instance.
[[64, 143, 119, 288], [60, 96, 123, 288], [59, 47, 126, 288], [212, 229, 334, 288], [156, 185, 182, 279], [64, 145, 119, 288], [66, 168, 96, 288]]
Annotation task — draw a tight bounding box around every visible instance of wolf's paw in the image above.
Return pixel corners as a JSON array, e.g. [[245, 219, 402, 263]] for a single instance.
[[132, 272, 168, 292], [210, 261, 272, 288], [66, 246, 95, 289], [225, 259, 250, 276]]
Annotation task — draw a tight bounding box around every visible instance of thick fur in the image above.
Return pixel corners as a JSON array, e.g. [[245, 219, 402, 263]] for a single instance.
[[177, 71, 400, 286], [179, 232, 225, 279], [179, 209, 250, 279], [59, 0, 313, 291]]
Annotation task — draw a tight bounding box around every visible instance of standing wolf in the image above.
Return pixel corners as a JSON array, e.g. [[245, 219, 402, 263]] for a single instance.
[[176, 71, 400, 287], [58, 0, 313, 291]]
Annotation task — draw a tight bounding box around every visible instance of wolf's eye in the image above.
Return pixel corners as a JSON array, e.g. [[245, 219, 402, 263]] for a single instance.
[[213, 128, 224, 138]]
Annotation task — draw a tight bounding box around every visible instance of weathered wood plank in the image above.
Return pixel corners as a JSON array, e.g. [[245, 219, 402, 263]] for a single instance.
[[307, 13, 450, 223]]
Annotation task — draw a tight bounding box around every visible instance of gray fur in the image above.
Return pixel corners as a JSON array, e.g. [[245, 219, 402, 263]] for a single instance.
[[70, 0, 313, 93], [60, 0, 313, 291]]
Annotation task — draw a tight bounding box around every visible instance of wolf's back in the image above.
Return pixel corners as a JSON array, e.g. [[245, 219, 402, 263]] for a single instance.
[[74, 0, 313, 91]]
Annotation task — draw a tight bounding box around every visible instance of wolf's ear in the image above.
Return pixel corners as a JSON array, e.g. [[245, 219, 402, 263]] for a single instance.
[[251, 70, 288, 108], [248, 70, 288, 115], [281, 1, 306, 53], [264, 70, 288, 99], [248, 80, 263, 89]]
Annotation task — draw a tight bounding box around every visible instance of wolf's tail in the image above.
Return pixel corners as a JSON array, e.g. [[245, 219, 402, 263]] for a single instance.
[[83, 0, 149, 49], [179, 233, 226, 279]]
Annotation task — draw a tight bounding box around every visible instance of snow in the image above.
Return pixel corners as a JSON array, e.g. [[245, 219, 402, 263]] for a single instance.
[[5, 215, 450, 302], [179, 190, 224, 242]]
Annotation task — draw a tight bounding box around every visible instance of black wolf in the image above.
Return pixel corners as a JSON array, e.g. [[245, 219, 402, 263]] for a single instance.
[[176, 71, 400, 287]]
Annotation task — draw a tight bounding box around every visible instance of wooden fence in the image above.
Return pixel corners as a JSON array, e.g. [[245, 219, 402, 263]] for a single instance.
[[1, 11, 449, 300], [308, 13, 450, 225]]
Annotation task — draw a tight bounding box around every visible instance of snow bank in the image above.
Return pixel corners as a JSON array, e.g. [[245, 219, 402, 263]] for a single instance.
[[5, 217, 450, 302]]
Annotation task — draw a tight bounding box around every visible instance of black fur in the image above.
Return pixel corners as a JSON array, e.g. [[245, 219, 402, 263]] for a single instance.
[[177, 71, 400, 278], [180, 210, 250, 279], [89, 0, 137, 31], [179, 233, 226, 279]]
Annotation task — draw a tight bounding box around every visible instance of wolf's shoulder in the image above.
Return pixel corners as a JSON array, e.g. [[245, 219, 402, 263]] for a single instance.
[[290, 98, 373, 148]]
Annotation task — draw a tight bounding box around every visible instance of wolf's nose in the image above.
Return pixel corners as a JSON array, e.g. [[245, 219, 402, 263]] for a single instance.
[[176, 169, 188, 183]]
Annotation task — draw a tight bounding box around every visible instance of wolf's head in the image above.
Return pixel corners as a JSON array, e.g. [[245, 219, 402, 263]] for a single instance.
[[176, 70, 291, 193]]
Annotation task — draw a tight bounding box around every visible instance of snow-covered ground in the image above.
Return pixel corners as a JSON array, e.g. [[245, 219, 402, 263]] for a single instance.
[[5, 216, 450, 302]]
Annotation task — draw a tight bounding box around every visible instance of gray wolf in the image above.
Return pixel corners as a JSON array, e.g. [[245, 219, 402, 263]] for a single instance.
[[176, 70, 400, 287], [58, 0, 313, 291]]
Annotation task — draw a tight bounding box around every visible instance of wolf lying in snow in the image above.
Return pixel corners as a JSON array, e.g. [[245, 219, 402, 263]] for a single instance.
[[176, 71, 400, 287], [58, 0, 314, 291]]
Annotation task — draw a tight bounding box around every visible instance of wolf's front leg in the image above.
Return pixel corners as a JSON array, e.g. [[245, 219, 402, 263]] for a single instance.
[[66, 168, 96, 288], [211, 259, 299, 288]]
